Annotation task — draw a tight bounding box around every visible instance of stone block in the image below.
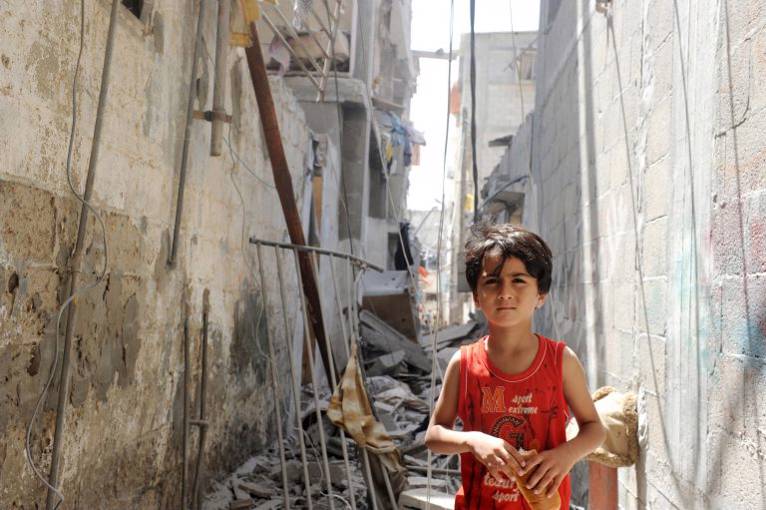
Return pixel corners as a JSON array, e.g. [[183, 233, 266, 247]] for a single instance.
[[744, 190, 766, 274], [646, 96, 672, 166], [719, 274, 766, 358], [638, 333, 667, 397], [748, 25, 766, 114], [646, 0, 675, 50], [717, 36, 751, 133], [716, 109, 766, 200], [637, 277, 668, 338], [641, 217, 668, 277], [709, 427, 766, 509], [652, 40, 675, 103], [644, 157, 671, 221], [613, 281, 636, 332]]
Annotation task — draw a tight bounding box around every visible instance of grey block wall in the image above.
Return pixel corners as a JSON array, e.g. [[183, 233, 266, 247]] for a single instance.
[[493, 0, 766, 507]]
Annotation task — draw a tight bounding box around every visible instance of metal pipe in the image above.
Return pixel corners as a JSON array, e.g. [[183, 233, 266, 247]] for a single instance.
[[361, 448, 379, 510], [292, 248, 336, 510], [274, 247, 314, 509], [168, 0, 207, 266], [309, 6, 334, 39], [45, 1, 120, 507], [328, 257, 350, 360], [340, 259, 380, 510], [317, 0, 342, 100], [244, 24, 335, 382], [250, 237, 383, 272], [255, 244, 291, 509], [210, 0, 230, 156], [182, 307, 191, 509], [346, 265, 398, 510], [191, 289, 211, 510], [405, 465, 460, 476], [309, 254, 356, 510]]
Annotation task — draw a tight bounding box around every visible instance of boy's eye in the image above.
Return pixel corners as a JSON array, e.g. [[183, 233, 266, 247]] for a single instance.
[[484, 278, 498, 285], [513, 278, 526, 284]]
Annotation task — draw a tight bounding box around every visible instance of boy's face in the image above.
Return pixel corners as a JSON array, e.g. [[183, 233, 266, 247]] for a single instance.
[[472, 251, 546, 328]]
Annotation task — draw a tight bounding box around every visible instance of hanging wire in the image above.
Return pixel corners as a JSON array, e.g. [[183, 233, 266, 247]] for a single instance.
[[25, 1, 112, 507], [426, 0, 456, 506], [508, 1, 526, 121], [469, 0, 479, 222]]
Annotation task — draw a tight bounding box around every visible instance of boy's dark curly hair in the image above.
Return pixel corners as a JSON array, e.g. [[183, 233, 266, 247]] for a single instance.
[[464, 223, 553, 295]]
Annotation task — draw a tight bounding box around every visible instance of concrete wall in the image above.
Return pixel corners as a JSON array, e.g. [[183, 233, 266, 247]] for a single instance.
[[457, 31, 537, 186], [491, 0, 766, 507], [0, 1, 318, 507]]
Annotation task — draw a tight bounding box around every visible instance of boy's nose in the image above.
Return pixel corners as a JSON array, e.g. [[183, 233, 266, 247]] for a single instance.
[[498, 283, 514, 300]]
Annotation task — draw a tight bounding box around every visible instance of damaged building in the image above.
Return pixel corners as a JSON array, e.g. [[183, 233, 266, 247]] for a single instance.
[[0, 0, 431, 508]]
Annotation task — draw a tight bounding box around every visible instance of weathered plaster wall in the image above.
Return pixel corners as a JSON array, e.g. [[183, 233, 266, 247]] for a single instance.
[[494, 0, 766, 507], [0, 1, 317, 507]]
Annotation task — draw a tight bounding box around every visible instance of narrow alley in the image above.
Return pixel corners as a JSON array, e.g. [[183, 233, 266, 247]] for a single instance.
[[0, 1, 764, 509]]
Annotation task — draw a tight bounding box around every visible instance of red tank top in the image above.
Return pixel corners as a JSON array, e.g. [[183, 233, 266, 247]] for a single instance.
[[455, 335, 571, 509]]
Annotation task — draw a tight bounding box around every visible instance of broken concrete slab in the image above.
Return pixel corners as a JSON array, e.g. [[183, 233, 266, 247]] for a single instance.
[[420, 321, 479, 349], [229, 498, 255, 510], [237, 481, 273, 499], [398, 488, 455, 510], [359, 310, 430, 372], [361, 271, 421, 343], [366, 349, 406, 376]]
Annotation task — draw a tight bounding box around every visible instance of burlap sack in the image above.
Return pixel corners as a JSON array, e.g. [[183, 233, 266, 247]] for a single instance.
[[566, 386, 638, 467]]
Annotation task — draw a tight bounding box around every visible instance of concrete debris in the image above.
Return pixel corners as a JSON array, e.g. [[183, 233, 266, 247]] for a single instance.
[[361, 271, 422, 343], [359, 310, 431, 372], [420, 320, 480, 350], [203, 320, 480, 509], [398, 488, 455, 510], [202, 443, 369, 510], [366, 350, 406, 376]]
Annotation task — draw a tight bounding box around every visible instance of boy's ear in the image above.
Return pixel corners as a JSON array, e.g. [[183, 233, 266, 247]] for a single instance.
[[472, 291, 481, 309], [536, 293, 548, 309]]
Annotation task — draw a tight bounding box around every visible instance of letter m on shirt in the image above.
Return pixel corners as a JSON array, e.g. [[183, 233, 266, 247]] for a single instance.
[[481, 386, 506, 413]]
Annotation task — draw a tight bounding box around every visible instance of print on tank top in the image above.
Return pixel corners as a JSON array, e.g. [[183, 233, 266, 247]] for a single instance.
[[456, 336, 571, 509], [479, 385, 560, 503]]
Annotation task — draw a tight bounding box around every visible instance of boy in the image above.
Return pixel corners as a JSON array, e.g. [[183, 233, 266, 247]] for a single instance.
[[425, 224, 607, 509]]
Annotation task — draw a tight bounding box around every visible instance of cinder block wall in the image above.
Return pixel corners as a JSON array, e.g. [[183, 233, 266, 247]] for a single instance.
[[0, 1, 313, 507], [498, 0, 766, 507]]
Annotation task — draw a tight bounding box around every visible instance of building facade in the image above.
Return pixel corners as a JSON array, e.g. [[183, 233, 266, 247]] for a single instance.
[[0, 0, 417, 506], [481, 0, 766, 506]]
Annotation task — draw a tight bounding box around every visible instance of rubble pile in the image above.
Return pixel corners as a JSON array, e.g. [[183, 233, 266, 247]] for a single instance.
[[202, 442, 369, 510], [358, 312, 487, 503], [202, 306, 485, 509]]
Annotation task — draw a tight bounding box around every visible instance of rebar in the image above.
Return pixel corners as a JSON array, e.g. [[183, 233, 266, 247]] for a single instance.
[[292, 247, 336, 510]]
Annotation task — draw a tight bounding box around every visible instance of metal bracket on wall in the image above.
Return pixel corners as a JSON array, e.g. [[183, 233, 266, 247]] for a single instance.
[[596, 0, 613, 14], [193, 110, 233, 123]]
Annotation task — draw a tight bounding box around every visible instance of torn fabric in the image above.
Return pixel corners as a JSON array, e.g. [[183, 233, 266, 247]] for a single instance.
[[326, 343, 404, 472]]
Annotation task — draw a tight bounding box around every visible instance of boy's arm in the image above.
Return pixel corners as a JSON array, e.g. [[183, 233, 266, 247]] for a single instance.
[[425, 350, 528, 480], [523, 346, 607, 497]]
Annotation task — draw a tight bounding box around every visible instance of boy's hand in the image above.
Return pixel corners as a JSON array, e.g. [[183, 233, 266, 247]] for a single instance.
[[521, 445, 577, 498], [466, 431, 527, 481]]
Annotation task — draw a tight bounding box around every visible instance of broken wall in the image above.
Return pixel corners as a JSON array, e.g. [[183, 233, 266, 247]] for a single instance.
[[496, 0, 766, 507], [0, 1, 318, 507]]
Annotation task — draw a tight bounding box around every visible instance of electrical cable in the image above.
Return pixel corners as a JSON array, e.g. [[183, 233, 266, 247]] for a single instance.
[[508, 1, 526, 121], [469, 0, 479, 222], [25, 0, 111, 507], [426, 0, 456, 505], [321, 0, 357, 259]]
